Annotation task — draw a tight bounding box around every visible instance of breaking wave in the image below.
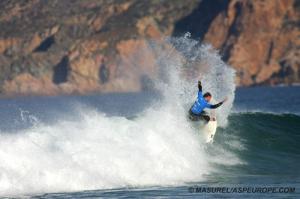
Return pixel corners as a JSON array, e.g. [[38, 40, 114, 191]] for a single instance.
[[0, 36, 237, 196]]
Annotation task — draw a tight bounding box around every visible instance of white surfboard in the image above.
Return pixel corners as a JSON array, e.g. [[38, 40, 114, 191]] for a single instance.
[[202, 120, 217, 143], [202, 98, 217, 143]]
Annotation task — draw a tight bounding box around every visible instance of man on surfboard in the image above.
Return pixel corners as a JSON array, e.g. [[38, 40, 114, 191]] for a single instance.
[[189, 81, 227, 122]]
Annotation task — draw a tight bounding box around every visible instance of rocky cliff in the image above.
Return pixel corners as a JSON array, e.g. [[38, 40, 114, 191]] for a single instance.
[[175, 0, 299, 86], [0, 0, 200, 96], [0, 0, 299, 96]]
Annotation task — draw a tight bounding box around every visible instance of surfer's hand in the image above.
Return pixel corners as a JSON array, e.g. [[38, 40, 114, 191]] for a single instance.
[[198, 81, 202, 92]]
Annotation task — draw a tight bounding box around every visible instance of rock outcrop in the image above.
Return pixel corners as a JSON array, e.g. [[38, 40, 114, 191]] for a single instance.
[[0, 0, 199, 96], [0, 0, 299, 96], [175, 0, 299, 86]]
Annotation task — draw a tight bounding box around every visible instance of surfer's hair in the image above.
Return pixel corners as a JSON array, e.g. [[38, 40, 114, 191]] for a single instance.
[[203, 92, 212, 98]]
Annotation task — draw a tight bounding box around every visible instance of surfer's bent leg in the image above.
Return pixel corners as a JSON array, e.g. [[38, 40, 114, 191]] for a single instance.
[[200, 115, 210, 122], [188, 110, 210, 122], [188, 109, 201, 121], [199, 111, 210, 123]]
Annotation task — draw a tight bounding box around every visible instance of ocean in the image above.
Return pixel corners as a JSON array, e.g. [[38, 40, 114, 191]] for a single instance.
[[0, 86, 299, 198], [0, 36, 299, 198]]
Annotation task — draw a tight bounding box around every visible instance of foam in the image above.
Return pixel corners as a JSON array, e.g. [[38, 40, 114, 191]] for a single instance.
[[0, 36, 238, 196]]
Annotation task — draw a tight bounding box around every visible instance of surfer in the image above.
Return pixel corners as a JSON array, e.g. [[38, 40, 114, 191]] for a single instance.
[[189, 81, 227, 122]]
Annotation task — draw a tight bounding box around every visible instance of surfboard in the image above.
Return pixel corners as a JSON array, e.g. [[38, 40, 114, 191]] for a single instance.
[[201, 120, 217, 143], [202, 98, 217, 143]]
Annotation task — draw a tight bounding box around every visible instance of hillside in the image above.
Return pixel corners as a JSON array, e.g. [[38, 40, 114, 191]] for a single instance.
[[0, 0, 299, 96]]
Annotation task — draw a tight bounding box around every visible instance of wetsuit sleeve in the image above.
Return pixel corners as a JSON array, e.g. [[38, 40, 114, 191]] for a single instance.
[[208, 101, 223, 109], [197, 81, 203, 98], [198, 81, 202, 92]]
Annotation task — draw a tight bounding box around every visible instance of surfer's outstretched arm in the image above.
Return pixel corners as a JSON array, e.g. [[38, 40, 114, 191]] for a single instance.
[[209, 102, 223, 109], [209, 97, 228, 109]]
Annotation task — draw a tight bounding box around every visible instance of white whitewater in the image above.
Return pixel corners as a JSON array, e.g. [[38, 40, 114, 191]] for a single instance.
[[0, 35, 238, 196]]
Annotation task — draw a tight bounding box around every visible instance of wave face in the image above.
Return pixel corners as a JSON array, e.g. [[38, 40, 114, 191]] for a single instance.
[[211, 112, 300, 177], [0, 36, 237, 196]]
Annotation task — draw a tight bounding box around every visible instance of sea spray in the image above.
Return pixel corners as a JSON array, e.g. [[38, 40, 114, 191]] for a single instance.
[[150, 35, 235, 126], [0, 36, 237, 196]]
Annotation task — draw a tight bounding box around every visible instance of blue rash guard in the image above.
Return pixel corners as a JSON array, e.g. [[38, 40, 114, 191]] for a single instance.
[[191, 91, 212, 114], [190, 81, 224, 115]]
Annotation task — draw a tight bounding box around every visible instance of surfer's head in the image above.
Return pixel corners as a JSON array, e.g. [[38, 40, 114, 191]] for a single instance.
[[203, 92, 212, 102]]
